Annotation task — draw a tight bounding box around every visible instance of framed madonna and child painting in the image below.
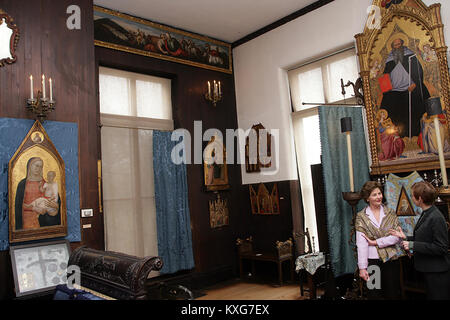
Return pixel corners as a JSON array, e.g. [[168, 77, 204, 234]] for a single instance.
[[9, 121, 67, 243], [356, 0, 450, 174]]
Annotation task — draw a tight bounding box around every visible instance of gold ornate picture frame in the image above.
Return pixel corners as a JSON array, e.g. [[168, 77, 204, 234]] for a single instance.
[[204, 135, 230, 191], [9, 121, 67, 243], [355, 0, 450, 174], [209, 193, 229, 228], [94, 5, 232, 74], [249, 183, 280, 215]]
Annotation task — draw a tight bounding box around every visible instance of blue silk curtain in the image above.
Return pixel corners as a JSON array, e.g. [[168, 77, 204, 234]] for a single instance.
[[318, 106, 370, 277], [0, 118, 81, 250], [153, 130, 195, 274]]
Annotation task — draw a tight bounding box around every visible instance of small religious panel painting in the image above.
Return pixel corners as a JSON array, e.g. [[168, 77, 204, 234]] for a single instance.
[[249, 183, 280, 215], [209, 193, 229, 228], [9, 121, 67, 243], [204, 135, 230, 191], [245, 123, 272, 173], [395, 186, 415, 216]]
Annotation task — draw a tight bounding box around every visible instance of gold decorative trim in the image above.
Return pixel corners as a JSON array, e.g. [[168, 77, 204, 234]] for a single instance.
[[73, 284, 116, 300]]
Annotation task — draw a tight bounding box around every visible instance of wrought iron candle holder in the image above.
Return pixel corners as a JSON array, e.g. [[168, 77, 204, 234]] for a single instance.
[[26, 90, 55, 121], [342, 191, 364, 299], [342, 191, 362, 250]]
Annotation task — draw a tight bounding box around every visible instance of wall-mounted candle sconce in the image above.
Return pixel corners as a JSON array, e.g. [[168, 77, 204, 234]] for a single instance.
[[26, 74, 55, 121], [205, 80, 222, 107]]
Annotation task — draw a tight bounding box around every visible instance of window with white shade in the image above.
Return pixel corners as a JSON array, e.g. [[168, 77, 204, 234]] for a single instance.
[[288, 48, 359, 252], [99, 67, 173, 277]]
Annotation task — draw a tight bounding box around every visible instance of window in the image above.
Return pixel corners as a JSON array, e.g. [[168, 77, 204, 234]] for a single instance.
[[288, 48, 359, 252], [99, 67, 173, 277]]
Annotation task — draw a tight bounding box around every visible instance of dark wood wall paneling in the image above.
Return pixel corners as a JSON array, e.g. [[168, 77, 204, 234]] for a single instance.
[[0, 0, 99, 299], [237, 181, 294, 252], [96, 45, 295, 279], [96, 46, 244, 276]]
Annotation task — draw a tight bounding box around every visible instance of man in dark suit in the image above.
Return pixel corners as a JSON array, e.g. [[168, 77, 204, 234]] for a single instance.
[[391, 181, 450, 299]]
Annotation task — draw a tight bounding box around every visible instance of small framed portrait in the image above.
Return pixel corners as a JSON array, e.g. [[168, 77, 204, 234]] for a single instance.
[[9, 121, 67, 243], [209, 194, 229, 229], [203, 135, 230, 191], [9, 239, 71, 297]]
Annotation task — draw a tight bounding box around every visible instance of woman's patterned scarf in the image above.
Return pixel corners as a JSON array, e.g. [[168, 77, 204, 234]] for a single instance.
[[355, 205, 406, 262]]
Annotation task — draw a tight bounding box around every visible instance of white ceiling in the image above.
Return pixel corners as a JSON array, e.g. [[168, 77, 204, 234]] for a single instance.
[[93, 0, 319, 43]]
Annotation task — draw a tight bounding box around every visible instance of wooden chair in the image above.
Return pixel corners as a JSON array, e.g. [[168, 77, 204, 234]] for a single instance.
[[236, 237, 294, 285]]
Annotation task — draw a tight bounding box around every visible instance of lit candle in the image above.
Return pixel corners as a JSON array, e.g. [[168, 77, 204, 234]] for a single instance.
[[42, 74, 46, 99], [213, 80, 217, 96], [49, 78, 53, 101], [434, 116, 448, 186], [208, 81, 211, 97], [218, 81, 221, 96], [30, 75, 33, 100], [346, 132, 355, 192], [425, 97, 448, 187], [341, 117, 354, 192]]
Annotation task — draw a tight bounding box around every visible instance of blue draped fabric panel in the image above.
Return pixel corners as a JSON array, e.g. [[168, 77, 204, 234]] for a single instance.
[[318, 106, 370, 277], [0, 118, 81, 250], [153, 130, 195, 274]]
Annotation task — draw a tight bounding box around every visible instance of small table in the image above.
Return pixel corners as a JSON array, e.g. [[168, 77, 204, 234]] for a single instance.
[[239, 252, 294, 286], [295, 252, 326, 299]]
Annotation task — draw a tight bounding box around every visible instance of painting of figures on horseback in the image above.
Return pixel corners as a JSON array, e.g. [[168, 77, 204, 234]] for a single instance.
[[94, 5, 232, 73]]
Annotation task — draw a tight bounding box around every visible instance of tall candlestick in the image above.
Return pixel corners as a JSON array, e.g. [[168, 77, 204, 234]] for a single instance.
[[346, 132, 355, 192], [434, 116, 448, 186], [49, 78, 53, 101], [30, 75, 33, 100], [42, 74, 46, 99]]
